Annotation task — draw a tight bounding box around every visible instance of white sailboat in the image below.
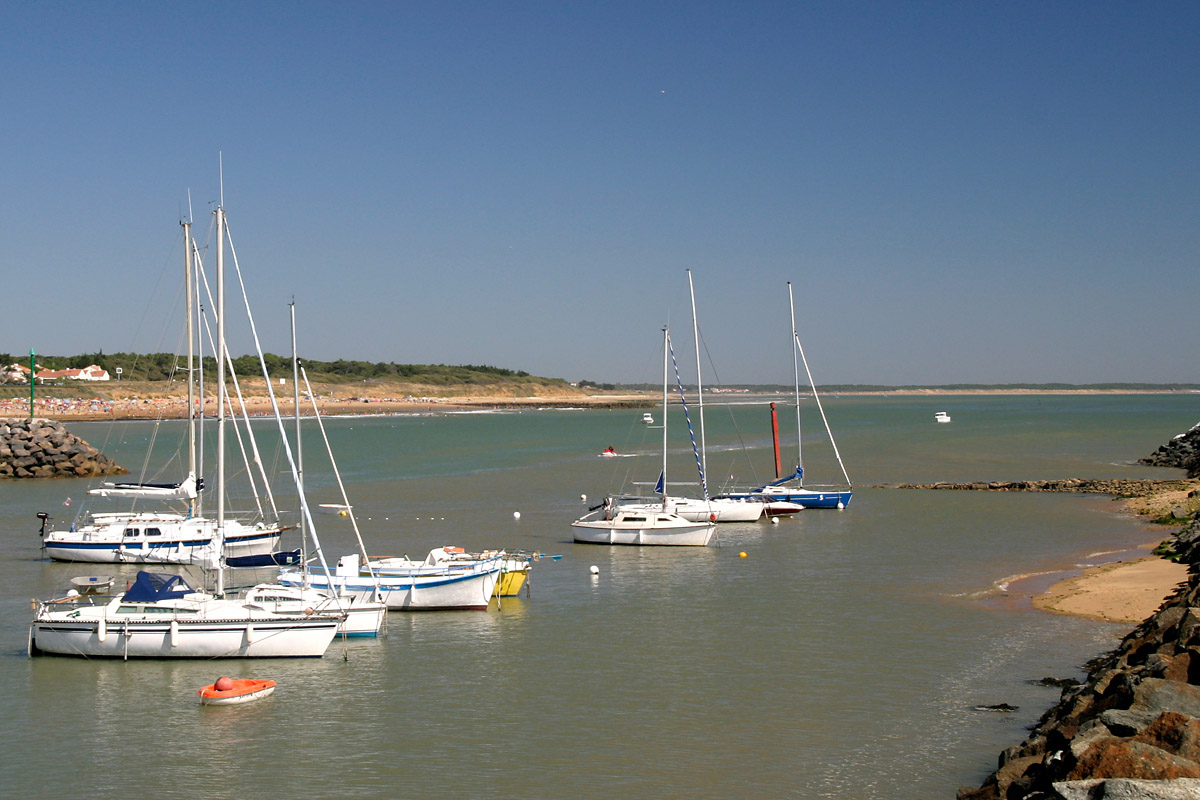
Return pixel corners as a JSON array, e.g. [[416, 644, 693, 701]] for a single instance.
[[30, 209, 343, 658], [40, 221, 284, 564], [573, 281, 718, 546], [599, 272, 763, 526]]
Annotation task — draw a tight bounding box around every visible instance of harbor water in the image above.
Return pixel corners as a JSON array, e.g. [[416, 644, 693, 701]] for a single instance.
[[1, 393, 1196, 798]]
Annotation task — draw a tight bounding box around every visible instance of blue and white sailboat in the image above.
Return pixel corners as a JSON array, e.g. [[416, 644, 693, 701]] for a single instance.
[[719, 281, 852, 510]]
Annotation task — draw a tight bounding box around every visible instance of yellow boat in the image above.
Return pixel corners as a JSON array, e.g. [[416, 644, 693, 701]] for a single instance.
[[495, 560, 530, 597]]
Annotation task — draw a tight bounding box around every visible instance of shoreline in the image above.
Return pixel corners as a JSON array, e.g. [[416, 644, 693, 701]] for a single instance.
[[1016, 488, 1196, 624]]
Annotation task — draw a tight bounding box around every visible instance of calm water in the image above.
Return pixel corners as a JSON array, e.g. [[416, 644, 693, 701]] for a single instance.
[[2, 394, 1197, 799]]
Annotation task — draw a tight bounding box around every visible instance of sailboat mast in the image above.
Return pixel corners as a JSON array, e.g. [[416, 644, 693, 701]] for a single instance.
[[183, 220, 196, 517], [291, 299, 307, 574], [215, 205, 226, 597], [788, 281, 803, 484], [661, 327, 669, 508], [687, 269, 707, 498]]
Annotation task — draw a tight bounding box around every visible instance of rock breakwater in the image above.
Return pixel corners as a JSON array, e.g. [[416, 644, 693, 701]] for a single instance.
[[959, 519, 1200, 798], [887, 479, 1193, 497], [1140, 422, 1200, 479], [0, 417, 125, 479]]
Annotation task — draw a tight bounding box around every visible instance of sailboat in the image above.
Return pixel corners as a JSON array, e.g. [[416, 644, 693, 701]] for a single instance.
[[29, 209, 343, 658], [594, 272, 763, 525], [718, 281, 852, 509], [238, 302, 386, 637], [274, 360, 502, 611], [39, 222, 284, 564]]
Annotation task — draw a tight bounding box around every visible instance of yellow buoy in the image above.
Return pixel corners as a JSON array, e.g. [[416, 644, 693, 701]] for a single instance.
[[738, 551, 747, 558]]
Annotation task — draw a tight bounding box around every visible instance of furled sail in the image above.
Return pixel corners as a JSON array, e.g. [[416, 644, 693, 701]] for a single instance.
[[88, 473, 200, 500]]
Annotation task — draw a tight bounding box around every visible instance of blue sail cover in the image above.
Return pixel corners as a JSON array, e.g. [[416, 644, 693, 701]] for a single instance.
[[121, 571, 194, 602]]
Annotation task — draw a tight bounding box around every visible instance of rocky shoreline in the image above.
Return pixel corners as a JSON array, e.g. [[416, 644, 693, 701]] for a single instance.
[[957, 425, 1200, 799], [0, 418, 125, 479]]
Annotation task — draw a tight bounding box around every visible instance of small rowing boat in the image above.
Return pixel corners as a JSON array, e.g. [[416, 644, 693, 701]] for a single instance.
[[198, 677, 277, 706]]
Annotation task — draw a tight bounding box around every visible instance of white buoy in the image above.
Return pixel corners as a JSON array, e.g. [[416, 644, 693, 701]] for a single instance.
[[770, 517, 779, 525], [580, 493, 587, 503], [513, 511, 521, 520], [837, 501, 845, 509], [589, 565, 599, 575]]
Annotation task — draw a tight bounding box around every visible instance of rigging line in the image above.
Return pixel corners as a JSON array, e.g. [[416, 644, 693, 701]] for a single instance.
[[195, 235, 277, 521], [793, 330, 852, 487], [216, 225, 343, 608], [300, 363, 383, 598], [668, 339, 707, 499], [690, 309, 763, 491]]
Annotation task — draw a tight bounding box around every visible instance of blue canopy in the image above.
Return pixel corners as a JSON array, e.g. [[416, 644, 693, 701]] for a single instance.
[[121, 571, 194, 602]]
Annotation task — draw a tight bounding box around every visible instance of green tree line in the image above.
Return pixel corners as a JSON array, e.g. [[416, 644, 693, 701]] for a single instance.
[[1, 351, 565, 387]]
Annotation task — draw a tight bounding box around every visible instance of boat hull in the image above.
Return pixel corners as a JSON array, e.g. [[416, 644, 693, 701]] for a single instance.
[[571, 509, 715, 546], [199, 679, 277, 705], [43, 515, 282, 564], [719, 487, 852, 510], [29, 616, 339, 658], [281, 567, 501, 611]]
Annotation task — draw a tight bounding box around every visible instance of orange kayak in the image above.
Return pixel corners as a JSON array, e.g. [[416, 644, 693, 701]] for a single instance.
[[198, 677, 277, 705]]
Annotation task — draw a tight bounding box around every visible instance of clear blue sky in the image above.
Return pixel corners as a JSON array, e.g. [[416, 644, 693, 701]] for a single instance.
[[3, 2, 1197, 385]]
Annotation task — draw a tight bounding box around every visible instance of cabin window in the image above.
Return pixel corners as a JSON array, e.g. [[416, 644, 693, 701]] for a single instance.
[[145, 528, 162, 537], [625, 516, 646, 522], [123, 529, 139, 538]]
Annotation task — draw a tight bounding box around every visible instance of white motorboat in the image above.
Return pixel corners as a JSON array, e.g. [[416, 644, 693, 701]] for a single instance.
[[642, 412, 654, 424], [29, 571, 341, 659], [572, 502, 715, 546], [935, 411, 952, 423]]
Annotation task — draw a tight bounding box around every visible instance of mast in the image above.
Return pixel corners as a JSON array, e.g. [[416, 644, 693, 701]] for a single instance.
[[788, 281, 803, 484], [660, 327, 669, 508], [687, 269, 707, 499], [215, 203, 226, 597], [291, 299, 307, 578], [182, 220, 196, 517]]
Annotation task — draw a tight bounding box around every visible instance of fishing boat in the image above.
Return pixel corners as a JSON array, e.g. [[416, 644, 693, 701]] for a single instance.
[[198, 677, 277, 705], [280, 548, 503, 610], [366, 546, 550, 597], [39, 222, 283, 564], [717, 282, 852, 510]]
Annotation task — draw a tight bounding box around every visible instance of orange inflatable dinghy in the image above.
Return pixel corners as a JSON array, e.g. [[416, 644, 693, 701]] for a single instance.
[[198, 677, 277, 705]]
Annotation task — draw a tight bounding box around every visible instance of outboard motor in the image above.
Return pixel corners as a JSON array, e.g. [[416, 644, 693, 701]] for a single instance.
[[36, 512, 49, 537]]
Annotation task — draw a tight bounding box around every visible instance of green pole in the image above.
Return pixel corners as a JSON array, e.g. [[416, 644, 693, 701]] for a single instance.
[[28, 349, 34, 419]]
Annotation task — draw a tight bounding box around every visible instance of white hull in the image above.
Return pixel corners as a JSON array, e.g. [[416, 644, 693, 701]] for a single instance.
[[43, 513, 282, 564], [242, 583, 386, 637], [279, 551, 502, 611], [30, 572, 341, 658], [667, 497, 765, 522], [30, 608, 339, 658], [571, 507, 714, 546]]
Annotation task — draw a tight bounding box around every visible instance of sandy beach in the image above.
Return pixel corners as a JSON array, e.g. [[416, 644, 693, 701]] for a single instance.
[[1029, 483, 1197, 623], [1032, 554, 1189, 623]]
